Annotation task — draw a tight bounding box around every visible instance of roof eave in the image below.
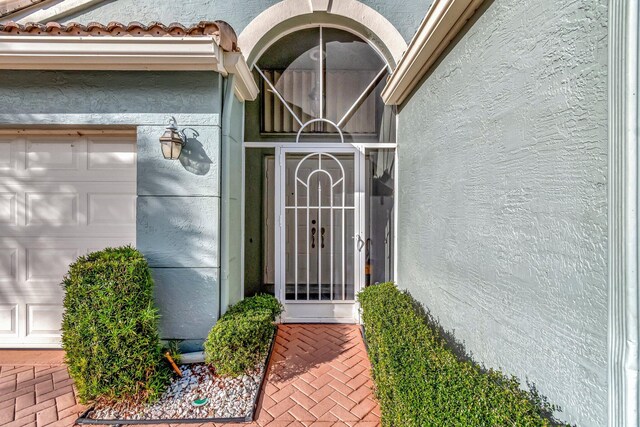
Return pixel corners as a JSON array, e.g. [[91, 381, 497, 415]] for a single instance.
[[381, 0, 485, 106], [0, 35, 259, 101]]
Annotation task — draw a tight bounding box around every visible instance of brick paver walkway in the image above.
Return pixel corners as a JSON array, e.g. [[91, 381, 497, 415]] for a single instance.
[[0, 324, 380, 427], [0, 363, 87, 427]]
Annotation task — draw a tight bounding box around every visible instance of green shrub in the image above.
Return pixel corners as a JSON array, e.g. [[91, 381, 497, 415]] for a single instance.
[[204, 294, 281, 376], [358, 283, 564, 427], [61, 246, 171, 403], [224, 293, 284, 320]]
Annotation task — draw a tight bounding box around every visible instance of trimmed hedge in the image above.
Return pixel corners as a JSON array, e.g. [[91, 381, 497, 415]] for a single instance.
[[204, 294, 282, 376], [358, 283, 562, 427], [223, 293, 284, 320], [61, 246, 171, 403]]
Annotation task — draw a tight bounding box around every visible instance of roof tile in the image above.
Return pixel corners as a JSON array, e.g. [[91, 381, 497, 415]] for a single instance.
[[0, 20, 238, 51]]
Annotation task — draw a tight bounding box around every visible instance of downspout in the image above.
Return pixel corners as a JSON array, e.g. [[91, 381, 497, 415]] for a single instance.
[[219, 73, 236, 318]]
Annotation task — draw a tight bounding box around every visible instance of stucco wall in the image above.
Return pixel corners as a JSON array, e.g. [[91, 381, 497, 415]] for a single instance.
[[58, 0, 430, 43], [220, 80, 244, 313], [0, 70, 223, 349], [396, 0, 608, 425]]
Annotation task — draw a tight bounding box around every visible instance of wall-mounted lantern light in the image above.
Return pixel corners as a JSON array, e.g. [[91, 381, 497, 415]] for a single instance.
[[159, 117, 186, 160]]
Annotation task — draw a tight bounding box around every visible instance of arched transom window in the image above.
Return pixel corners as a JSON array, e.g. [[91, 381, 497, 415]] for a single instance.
[[254, 27, 395, 142]]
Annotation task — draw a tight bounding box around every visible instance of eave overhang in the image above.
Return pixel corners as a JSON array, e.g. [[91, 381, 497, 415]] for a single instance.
[[0, 32, 259, 101], [0, 35, 226, 71]]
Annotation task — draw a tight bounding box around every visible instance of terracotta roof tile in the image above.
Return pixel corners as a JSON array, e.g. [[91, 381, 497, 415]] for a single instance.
[[0, 20, 238, 51]]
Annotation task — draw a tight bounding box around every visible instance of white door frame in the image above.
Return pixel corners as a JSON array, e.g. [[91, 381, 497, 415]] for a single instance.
[[274, 144, 365, 323]]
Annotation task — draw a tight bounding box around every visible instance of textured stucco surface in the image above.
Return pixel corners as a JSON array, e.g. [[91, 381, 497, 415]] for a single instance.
[[0, 70, 223, 346], [0, 71, 220, 117], [151, 267, 219, 343], [58, 0, 430, 42], [137, 126, 220, 197], [137, 196, 219, 268], [219, 87, 244, 312], [397, 0, 608, 426]]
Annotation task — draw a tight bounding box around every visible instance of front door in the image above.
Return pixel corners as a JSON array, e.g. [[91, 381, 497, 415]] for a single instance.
[[275, 146, 363, 322]]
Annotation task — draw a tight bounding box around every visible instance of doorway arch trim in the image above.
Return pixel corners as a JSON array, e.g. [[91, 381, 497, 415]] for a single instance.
[[238, 0, 407, 68]]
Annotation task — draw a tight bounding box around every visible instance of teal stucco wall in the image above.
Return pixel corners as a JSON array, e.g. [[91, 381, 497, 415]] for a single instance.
[[220, 77, 244, 313], [396, 0, 608, 426], [0, 70, 223, 350]]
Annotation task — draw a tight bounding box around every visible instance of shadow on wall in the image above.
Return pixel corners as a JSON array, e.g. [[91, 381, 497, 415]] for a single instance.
[[179, 130, 213, 175], [407, 295, 575, 427], [0, 71, 220, 115]]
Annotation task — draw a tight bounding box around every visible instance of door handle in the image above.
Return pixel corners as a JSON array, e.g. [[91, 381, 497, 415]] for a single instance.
[[311, 227, 316, 249], [321, 227, 325, 248], [353, 234, 365, 251]]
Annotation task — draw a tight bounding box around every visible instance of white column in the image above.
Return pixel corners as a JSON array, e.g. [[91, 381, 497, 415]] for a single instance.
[[608, 1, 640, 425]]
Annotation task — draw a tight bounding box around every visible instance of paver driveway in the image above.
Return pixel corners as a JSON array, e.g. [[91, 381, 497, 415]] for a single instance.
[[0, 324, 380, 427]]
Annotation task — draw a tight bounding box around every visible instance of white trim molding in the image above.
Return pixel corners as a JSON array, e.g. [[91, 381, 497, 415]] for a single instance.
[[0, 35, 259, 101], [608, 1, 640, 426], [238, 0, 406, 68], [0, 36, 225, 71], [223, 51, 259, 102], [381, 0, 484, 105]]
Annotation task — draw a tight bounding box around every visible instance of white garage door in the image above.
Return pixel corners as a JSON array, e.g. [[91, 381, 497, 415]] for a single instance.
[[0, 131, 136, 348]]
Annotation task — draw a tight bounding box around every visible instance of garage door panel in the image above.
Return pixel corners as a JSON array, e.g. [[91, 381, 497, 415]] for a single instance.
[[27, 304, 64, 337], [26, 137, 82, 171], [88, 137, 136, 170], [0, 301, 63, 346], [2, 280, 66, 300], [0, 138, 21, 171], [0, 136, 135, 182], [0, 133, 136, 348], [0, 182, 136, 237], [0, 304, 18, 336], [2, 236, 138, 290], [0, 193, 17, 226], [26, 248, 79, 282], [0, 248, 17, 280], [88, 193, 136, 226], [26, 192, 79, 226]]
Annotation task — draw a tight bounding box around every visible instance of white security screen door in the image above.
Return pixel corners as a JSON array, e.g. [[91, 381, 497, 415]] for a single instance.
[[248, 25, 396, 322], [275, 146, 363, 322]]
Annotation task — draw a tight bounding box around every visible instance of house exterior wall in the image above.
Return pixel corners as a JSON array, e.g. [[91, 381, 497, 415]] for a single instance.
[[220, 78, 244, 313], [396, 1, 608, 426], [0, 0, 426, 349], [0, 70, 223, 350], [56, 0, 430, 43]]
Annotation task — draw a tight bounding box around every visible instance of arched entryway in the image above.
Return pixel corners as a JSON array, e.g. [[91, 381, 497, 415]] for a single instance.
[[242, 5, 401, 323]]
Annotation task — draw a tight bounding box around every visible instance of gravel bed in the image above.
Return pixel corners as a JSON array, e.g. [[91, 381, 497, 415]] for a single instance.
[[86, 363, 264, 421]]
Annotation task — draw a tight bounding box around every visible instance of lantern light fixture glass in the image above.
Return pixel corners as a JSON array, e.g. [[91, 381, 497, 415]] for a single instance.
[[159, 117, 186, 160]]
